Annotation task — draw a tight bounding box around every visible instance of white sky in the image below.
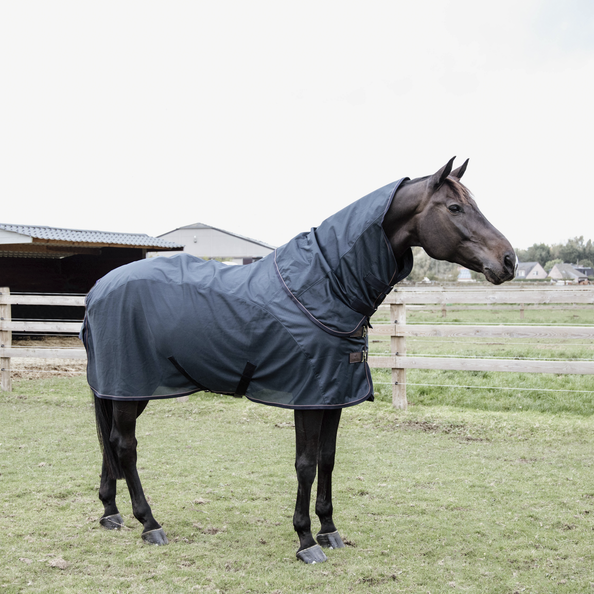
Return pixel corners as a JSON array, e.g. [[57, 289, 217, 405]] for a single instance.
[[1, 1, 593, 250]]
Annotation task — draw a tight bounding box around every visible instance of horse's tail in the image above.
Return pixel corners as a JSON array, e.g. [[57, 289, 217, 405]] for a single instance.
[[93, 393, 124, 480]]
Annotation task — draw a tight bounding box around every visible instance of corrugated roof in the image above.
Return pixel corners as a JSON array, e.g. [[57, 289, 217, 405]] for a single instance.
[[159, 222, 276, 250], [0, 224, 183, 249]]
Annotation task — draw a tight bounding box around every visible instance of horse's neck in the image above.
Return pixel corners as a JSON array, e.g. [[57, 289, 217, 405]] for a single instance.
[[382, 180, 426, 258]]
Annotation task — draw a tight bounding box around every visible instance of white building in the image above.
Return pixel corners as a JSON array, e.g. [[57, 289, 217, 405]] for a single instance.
[[149, 222, 275, 264], [515, 262, 547, 280]]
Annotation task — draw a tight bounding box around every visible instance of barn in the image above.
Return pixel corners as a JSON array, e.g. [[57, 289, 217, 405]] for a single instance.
[[0, 223, 183, 322], [150, 222, 275, 264], [0, 223, 183, 293]]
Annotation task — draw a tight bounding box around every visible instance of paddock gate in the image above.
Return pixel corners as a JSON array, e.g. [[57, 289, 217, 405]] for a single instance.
[[2, 285, 594, 408]]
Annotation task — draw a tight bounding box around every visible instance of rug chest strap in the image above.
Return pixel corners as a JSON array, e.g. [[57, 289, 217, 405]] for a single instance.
[[235, 362, 257, 397], [168, 356, 207, 391]]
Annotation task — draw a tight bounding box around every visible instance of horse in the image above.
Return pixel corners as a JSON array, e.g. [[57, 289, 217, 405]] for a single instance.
[[81, 157, 516, 564]]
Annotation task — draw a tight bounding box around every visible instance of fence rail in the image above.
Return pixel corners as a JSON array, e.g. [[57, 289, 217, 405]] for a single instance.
[[0, 288, 86, 390], [369, 286, 594, 408], [2, 286, 594, 407]]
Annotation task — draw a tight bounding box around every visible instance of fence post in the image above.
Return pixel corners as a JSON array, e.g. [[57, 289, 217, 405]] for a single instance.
[[0, 287, 12, 392], [390, 301, 407, 409]]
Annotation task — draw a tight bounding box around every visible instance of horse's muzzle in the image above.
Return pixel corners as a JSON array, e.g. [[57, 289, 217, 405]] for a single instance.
[[484, 251, 517, 285]]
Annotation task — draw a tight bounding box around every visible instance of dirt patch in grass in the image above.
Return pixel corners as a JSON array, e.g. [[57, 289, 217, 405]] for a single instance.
[[9, 336, 86, 379]]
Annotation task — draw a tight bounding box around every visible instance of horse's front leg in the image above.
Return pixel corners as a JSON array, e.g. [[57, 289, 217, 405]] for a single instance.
[[111, 401, 168, 545], [293, 409, 327, 563], [315, 408, 345, 550]]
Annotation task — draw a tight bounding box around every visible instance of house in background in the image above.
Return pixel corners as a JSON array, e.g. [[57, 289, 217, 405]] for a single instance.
[[575, 265, 594, 278], [548, 263, 588, 283], [515, 262, 547, 280], [150, 222, 275, 264], [457, 267, 473, 282]]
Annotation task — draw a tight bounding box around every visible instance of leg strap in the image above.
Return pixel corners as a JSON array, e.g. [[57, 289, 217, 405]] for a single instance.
[[234, 362, 257, 397]]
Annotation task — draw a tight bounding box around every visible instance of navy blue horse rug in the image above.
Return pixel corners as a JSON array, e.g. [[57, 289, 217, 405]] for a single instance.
[[81, 179, 413, 409]]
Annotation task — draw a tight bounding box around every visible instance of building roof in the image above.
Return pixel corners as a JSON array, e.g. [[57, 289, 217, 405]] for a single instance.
[[549, 263, 586, 280], [159, 222, 276, 251], [517, 262, 539, 273], [0, 223, 183, 259], [0, 223, 183, 249], [575, 265, 594, 277]]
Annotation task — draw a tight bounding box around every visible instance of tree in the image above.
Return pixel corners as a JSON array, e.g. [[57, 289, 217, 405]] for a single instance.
[[544, 258, 562, 272], [526, 243, 552, 267], [517, 238, 594, 268], [558, 236, 590, 264], [406, 248, 459, 282]]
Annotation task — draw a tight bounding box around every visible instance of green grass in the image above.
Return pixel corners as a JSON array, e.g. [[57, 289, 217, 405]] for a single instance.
[[1, 305, 593, 592], [370, 305, 594, 418], [2, 376, 594, 593]]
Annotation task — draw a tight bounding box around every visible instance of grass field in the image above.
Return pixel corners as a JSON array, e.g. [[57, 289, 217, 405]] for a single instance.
[[1, 305, 594, 593], [371, 305, 594, 417]]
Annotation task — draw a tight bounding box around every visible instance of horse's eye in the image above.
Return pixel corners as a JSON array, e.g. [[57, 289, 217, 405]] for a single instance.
[[448, 204, 463, 213]]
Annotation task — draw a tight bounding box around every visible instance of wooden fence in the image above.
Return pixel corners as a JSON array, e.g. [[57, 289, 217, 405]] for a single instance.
[[0, 288, 86, 391], [369, 285, 594, 408], [2, 286, 594, 408]]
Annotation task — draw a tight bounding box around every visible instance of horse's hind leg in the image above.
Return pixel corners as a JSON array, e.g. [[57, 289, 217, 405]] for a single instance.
[[97, 400, 149, 531], [99, 458, 123, 530], [293, 410, 327, 563], [109, 400, 168, 545], [315, 408, 345, 550], [110, 402, 168, 545]]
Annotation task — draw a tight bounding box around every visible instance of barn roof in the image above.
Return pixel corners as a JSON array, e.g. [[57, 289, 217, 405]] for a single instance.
[[0, 223, 183, 258], [0, 223, 182, 248], [159, 222, 276, 251]]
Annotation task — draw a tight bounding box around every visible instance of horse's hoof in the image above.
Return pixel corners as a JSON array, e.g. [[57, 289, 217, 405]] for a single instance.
[[142, 527, 168, 545], [317, 530, 345, 549], [296, 544, 327, 564], [100, 514, 124, 530]]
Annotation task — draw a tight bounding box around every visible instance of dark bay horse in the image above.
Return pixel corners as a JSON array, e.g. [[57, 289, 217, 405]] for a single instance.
[[83, 158, 516, 564]]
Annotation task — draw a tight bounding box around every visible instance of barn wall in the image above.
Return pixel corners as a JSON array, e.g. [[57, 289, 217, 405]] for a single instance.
[[1, 247, 145, 322], [0, 248, 143, 293]]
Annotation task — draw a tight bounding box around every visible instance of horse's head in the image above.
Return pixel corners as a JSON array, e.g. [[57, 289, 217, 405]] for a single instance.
[[384, 157, 516, 285]]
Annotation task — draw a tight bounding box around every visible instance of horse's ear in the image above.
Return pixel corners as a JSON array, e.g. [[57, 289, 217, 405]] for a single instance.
[[430, 157, 456, 191], [450, 158, 469, 180]]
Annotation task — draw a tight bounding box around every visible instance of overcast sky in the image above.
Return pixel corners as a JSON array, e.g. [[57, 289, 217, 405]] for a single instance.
[[1, 1, 593, 250]]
